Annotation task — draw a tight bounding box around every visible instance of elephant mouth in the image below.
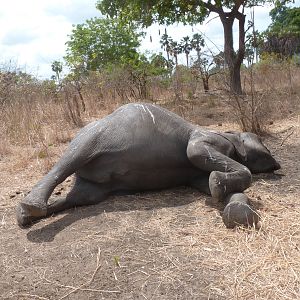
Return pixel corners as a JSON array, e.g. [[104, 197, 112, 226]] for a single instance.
[[264, 162, 281, 173], [250, 160, 281, 174], [274, 161, 281, 171]]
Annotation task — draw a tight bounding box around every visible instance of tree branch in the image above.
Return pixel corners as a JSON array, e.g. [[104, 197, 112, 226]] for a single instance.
[[207, 70, 219, 79], [233, 0, 246, 13], [245, 21, 254, 34], [202, 1, 224, 16], [205, 15, 220, 25]]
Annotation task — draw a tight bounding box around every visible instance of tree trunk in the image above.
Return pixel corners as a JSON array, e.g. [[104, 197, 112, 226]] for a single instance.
[[220, 11, 245, 95], [175, 54, 178, 67], [166, 50, 170, 69], [75, 81, 86, 112], [230, 63, 242, 95], [202, 76, 209, 92]]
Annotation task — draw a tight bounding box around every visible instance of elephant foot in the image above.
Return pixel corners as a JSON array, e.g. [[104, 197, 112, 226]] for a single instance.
[[222, 193, 260, 228], [16, 201, 47, 227], [209, 171, 227, 203]]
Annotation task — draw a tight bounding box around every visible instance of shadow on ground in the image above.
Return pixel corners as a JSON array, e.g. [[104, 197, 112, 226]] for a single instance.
[[25, 169, 284, 244], [26, 187, 227, 243]]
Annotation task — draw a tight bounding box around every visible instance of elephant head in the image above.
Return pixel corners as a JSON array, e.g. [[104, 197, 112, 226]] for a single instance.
[[226, 132, 281, 173]]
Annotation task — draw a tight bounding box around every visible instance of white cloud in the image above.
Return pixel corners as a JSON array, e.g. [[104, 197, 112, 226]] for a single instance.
[[44, 0, 102, 24], [0, 0, 98, 79], [2, 29, 38, 46]]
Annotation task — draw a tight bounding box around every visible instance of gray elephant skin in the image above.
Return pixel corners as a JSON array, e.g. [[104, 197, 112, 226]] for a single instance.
[[16, 103, 280, 228]]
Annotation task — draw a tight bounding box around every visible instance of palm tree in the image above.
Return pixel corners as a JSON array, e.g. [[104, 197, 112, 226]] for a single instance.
[[191, 33, 205, 63], [160, 34, 172, 65], [180, 36, 192, 67], [169, 40, 181, 67]]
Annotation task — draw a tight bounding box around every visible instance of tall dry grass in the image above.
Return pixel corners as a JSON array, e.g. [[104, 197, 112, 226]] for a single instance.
[[211, 61, 300, 133], [0, 62, 299, 166]]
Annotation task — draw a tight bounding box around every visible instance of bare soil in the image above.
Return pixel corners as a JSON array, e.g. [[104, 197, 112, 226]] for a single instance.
[[0, 105, 299, 300]]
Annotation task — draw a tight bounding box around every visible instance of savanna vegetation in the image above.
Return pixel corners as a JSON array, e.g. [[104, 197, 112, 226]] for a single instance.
[[0, 1, 300, 299]]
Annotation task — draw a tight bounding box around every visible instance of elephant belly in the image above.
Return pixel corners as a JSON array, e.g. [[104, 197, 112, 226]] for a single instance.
[[112, 167, 201, 190], [76, 153, 202, 191]]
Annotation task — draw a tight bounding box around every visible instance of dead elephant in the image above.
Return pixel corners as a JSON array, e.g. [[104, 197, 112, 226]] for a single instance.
[[16, 103, 281, 228]]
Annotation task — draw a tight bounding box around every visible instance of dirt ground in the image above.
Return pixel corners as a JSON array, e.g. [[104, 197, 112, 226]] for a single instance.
[[0, 106, 299, 300]]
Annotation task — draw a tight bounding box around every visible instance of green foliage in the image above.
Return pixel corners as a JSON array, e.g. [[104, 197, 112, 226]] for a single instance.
[[39, 79, 58, 97], [191, 33, 204, 53], [244, 30, 264, 64], [97, 1, 274, 27], [268, 3, 300, 35], [101, 52, 170, 100], [64, 17, 144, 72], [262, 3, 300, 57], [63, 13, 171, 101], [51, 60, 63, 85], [159, 30, 215, 91], [51, 61, 63, 76], [160, 34, 172, 58], [180, 36, 192, 67], [97, 0, 208, 26], [159, 33, 204, 68], [122, 53, 167, 78], [149, 53, 170, 75], [97, 0, 277, 94]]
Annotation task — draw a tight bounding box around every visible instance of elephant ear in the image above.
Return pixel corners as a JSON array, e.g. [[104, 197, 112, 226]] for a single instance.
[[226, 132, 248, 162]]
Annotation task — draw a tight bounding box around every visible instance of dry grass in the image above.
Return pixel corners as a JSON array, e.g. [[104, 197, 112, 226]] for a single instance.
[[1, 132, 300, 299], [212, 63, 300, 134], [0, 63, 300, 299]]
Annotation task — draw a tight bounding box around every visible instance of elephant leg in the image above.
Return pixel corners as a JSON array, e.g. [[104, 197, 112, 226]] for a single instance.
[[17, 176, 110, 226], [190, 176, 211, 195], [187, 141, 252, 203], [47, 176, 110, 215], [222, 193, 260, 228], [17, 135, 99, 224]]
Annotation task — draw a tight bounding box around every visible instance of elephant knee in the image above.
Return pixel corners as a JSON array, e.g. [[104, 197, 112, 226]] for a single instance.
[[209, 171, 226, 202], [239, 168, 252, 190], [187, 143, 208, 166], [208, 168, 252, 202]]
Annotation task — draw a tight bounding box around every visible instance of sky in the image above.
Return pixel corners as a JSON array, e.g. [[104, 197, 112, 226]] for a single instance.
[[0, 0, 299, 79]]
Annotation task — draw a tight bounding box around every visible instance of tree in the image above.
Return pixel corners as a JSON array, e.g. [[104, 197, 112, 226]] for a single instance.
[[169, 40, 181, 67], [148, 53, 170, 75], [268, 2, 300, 35], [180, 36, 192, 67], [213, 51, 225, 69], [191, 33, 205, 62], [97, 0, 285, 94], [51, 60, 63, 88], [128, 53, 170, 98], [51, 61, 63, 80], [160, 33, 172, 63], [262, 4, 300, 57], [244, 30, 264, 65], [64, 17, 144, 72], [193, 57, 220, 93], [0, 69, 37, 105]]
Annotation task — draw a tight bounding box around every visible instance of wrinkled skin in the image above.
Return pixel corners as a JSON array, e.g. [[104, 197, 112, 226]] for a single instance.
[[16, 103, 280, 228]]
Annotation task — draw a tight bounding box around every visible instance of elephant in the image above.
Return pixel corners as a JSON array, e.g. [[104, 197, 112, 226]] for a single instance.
[[16, 103, 281, 228]]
